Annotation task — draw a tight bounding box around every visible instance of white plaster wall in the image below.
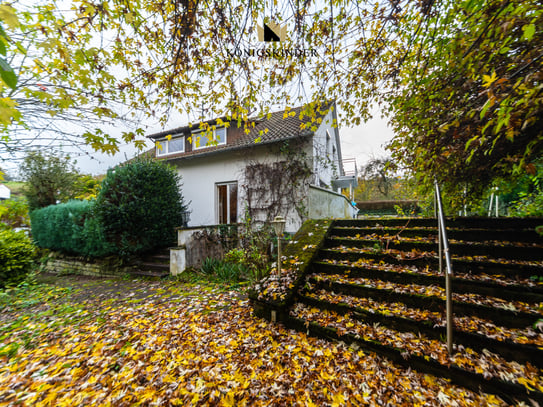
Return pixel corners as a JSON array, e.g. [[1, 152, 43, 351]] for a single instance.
[[173, 143, 313, 233], [311, 109, 341, 190], [176, 153, 246, 227], [308, 185, 357, 219]]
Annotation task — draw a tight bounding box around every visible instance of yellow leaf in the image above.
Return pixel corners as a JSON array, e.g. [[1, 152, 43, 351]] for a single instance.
[[482, 71, 497, 88], [221, 390, 236, 407], [331, 392, 345, 406], [0, 4, 19, 29]]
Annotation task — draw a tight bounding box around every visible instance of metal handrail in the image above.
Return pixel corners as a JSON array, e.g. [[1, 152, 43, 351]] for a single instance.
[[435, 181, 454, 354]]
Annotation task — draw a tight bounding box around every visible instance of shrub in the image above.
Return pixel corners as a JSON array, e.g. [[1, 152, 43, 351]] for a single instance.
[[214, 261, 243, 282], [509, 190, 543, 217], [0, 199, 30, 230], [30, 200, 113, 257], [201, 257, 221, 276], [224, 247, 268, 281], [199, 257, 244, 283], [94, 157, 187, 257], [0, 229, 35, 287]]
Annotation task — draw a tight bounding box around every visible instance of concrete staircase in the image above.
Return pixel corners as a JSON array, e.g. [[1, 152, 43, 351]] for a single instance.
[[131, 248, 170, 277], [259, 218, 543, 404]]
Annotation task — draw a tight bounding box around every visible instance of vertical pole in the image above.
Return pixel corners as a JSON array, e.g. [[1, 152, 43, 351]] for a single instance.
[[277, 235, 282, 276], [435, 182, 454, 355], [488, 192, 494, 217], [437, 191, 443, 277], [445, 258, 453, 354], [495, 195, 499, 217]]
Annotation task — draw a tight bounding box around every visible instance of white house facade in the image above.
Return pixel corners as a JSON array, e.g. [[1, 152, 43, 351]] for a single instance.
[[0, 184, 10, 200], [148, 103, 356, 234]]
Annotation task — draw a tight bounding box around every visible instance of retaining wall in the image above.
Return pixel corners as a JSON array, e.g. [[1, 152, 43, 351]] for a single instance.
[[42, 252, 133, 277]]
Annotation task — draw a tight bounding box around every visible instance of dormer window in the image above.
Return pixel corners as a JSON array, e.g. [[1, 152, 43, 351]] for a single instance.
[[156, 134, 185, 156], [192, 127, 227, 150]]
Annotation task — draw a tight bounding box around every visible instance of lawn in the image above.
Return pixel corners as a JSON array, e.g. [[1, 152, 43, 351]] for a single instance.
[[0, 274, 508, 406]]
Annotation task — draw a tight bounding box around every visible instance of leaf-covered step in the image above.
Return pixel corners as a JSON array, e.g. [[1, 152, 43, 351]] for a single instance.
[[298, 291, 543, 368], [309, 273, 543, 317], [319, 257, 543, 289], [331, 226, 542, 243], [313, 261, 543, 303], [320, 248, 543, 278], [300, 289, 543, 347], [307, 277, 542, 329], [326, 237, 543, 261], [334, 217, 543, 231], [286, 307, 543, 405]]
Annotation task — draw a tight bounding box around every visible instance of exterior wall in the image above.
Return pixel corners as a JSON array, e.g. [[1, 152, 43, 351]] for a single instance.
[[171, 224, 239, 275], [165, 111, 345, 235], [172, 142, 313, 233], [311, 109, 341, 190], [308, 185, 357, 219]]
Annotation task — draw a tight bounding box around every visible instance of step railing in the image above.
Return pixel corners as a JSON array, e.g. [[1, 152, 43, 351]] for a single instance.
[[435, 181, 454, 354]]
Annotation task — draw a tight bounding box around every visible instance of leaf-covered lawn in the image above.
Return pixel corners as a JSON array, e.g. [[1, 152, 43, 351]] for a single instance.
[[0, 276, 508, 406]]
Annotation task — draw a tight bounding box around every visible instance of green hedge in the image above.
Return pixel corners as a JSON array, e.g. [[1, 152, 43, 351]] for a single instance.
[[0, 229, 35, 287], [95, 158, 186, 257], [30, 200, 113, 257]]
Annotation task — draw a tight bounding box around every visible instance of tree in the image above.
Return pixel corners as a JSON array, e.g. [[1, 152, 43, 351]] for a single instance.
[[384, 0, 543, 202], [94, 157, 187, 257], [0, 166, 11, 181], [1, 0, 403, 161], [0, 1, 148, 163], [19, 151, 78, 211], [3, 0, 540, 202]]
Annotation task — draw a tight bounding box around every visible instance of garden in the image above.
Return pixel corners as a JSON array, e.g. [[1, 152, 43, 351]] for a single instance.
[[0, 272, 510, 406]]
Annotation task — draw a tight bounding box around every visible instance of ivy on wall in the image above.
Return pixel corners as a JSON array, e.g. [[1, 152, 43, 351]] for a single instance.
[[243, 140, 313, 226]]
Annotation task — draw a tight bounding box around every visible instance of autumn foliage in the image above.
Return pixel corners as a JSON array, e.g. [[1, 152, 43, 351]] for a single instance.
[[0, 278, 509, 406]]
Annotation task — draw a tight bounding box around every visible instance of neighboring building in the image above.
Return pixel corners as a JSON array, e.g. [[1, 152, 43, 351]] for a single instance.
[[148, 102, 357, 233], [0, 184, 10, 200]]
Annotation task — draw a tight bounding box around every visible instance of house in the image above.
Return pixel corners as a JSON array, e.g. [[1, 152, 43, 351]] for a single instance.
[[148, 102, 357, 234], [0, 184, 10, 200]]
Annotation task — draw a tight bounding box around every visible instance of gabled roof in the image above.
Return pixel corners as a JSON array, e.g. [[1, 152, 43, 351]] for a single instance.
[[147, 103, 335, 161]]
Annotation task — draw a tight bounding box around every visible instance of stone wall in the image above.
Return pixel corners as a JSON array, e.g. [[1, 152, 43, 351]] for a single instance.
[[42, 252, 133, 277]]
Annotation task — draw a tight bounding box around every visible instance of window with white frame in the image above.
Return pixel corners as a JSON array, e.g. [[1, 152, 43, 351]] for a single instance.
[[156, 134, 185, 156], [192, 127, 227, 150]]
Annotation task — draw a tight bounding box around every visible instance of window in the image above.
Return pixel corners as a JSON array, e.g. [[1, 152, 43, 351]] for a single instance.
[[156, 135, 185, 156], [192, 127, 227, 150], [217, 182, 238, 224]]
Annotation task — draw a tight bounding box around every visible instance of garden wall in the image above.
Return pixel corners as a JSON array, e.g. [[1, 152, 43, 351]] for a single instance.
[[171, 224, 239, 275], [42, 252, 134, 277], [308, 185, 358, 219]]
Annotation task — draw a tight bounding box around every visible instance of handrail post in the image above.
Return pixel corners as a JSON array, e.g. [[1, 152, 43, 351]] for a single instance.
[[435, 181, 454, 355]]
